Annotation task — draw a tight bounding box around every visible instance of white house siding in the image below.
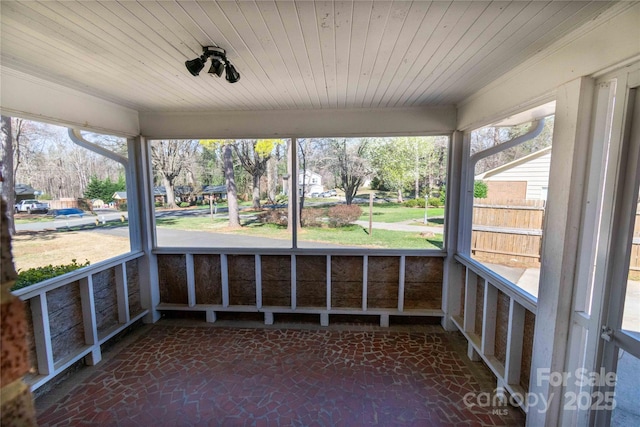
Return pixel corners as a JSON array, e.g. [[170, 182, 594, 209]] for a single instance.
[[482, 152, 551, 200]]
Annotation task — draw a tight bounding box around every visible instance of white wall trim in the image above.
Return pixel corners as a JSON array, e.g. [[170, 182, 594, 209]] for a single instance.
[[139, 106, 456, 139], [0, 66, 139, 137]]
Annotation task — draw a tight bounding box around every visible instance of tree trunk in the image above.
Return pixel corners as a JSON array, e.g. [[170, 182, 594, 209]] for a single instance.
[[397, 188, 403, 203], [266, 157, 277, 204], [252, 173, 261, 209], [224, 144, 241, 228], [162, 176, 177, 209], [1, 116, 15, 236]]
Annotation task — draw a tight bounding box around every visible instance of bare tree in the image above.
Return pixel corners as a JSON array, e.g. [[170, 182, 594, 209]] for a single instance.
[[324, 138, 370, 205], [1, 116, 15, 235], [150, 140, 200, 209], [223, 144, 241, 228], [233, 139, 277, 209]]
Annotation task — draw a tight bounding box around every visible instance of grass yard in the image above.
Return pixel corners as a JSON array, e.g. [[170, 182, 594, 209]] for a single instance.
[[357, 203, 445, 223], [11, 230, 131, 272], [154, 205, 445, 249], [232, 222, 443, 249]]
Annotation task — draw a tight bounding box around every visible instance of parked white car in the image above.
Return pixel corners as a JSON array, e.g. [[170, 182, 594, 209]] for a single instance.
[[14, 199, 49, 214]]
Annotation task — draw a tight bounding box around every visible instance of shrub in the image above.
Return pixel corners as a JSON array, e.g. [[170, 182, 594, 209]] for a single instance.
[[328, 204, 362, 227], [301, 208, 325, 227], [257, 209, 288, 226], [403, 198, 426, 208], [428, 197, 441, 207], [179, 202, 190, 208], [118, 203, 128, 211], [474, 180, 488, 198], [155, 201, 164, 208], [12, 259, 90, 291]]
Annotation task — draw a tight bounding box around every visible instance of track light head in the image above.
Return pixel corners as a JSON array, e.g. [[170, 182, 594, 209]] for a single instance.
[[185, 56, 206, 76], [224, 62, 240, 83], [208, 57, 225, 78], [186, 46, 240, 83]]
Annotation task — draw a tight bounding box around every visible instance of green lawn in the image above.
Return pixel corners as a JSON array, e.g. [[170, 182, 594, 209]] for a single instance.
[[165, 219, 443, 249], [357, 203, 444, 223]]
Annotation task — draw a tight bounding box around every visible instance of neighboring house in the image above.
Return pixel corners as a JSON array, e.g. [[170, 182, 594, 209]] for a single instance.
[[475, 147, 551, 200], [298, 170, 323, 195], [14, 183, 38, 202], [201, 185, 228, 201], [91, 199, 106, 209]]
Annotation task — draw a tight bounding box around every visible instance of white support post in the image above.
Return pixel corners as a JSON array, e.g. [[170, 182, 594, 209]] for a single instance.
[[291, 255, 296, 310], [442, 130, 464, 331], [79, 276, 101, 365], [320, 312, 329, 327], [31, 295, 54, 375], [398, 256, 405, 312], [221, 254, 229, 308], [326, 255, 332, 310], [362, 256, 368, 311], [115, 262, 130, 323], [264, 312, 274, 325], [186, 254, 196, 307], [255, 255, 262, 309], [206, 310, 217, 324], [528, 77, 594, 427], [481, 280, 498, 357], [135, 136, 160, 323], [380, 314, 390, 328], [505, 299, 525, 385]]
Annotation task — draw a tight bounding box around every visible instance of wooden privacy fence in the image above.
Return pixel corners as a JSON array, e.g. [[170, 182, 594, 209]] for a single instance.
[[471, 199, 545, 268]]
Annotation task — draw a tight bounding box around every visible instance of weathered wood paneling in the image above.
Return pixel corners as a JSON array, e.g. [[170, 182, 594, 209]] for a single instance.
[[404, 257, 443, 310], [331, 256, 363, 309], [46, 283, 84, 362], [92, 267, 118, 336], [227, 255, 256, 306], [494, 291, 510, 366], [194, 255, 222, 305], [520, 309, 536, 391], [25, 301, 37, 375], [367, 257, 399, 309], [158, 255, 188, 305], [126, 258, 143, 316], [296, 256, 326, 308], [474, 281, 484, 338], [261, 256, 291, 307]]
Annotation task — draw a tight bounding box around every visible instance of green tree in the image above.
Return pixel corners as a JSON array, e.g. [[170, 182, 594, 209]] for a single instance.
[[83, 175, 126, 203], [474, 180, 488, 198]]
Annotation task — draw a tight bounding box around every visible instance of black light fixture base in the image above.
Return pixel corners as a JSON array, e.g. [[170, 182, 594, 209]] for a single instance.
[[185, 46, 240, 83]]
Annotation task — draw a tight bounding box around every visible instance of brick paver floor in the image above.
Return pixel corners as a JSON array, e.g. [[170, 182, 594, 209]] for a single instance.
[[37, 322, 525, 426]]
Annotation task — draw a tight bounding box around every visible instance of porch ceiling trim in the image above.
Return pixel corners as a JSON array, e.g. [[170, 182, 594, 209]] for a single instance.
[[139, 106, 456, 140], [0, 67, 140, 137]]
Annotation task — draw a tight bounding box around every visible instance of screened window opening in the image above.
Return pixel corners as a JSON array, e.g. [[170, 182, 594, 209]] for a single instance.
[[4, 117, 131, 290], [469, 113, 556, 298]]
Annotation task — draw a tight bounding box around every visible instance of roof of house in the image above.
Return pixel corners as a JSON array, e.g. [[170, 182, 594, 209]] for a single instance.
[[475, 147, 552, 180], [202, 185, 227, 194], [15, 183, 37, 196]]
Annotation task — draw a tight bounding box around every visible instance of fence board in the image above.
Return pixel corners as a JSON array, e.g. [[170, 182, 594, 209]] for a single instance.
[[472, 199, 545, 268]]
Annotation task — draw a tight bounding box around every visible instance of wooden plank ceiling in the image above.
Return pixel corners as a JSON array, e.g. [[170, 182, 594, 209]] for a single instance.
[[0, 1, 616, 112]]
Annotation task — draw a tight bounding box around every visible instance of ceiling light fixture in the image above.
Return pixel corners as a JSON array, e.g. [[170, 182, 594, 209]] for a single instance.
[[185, 46, 240, 83]]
